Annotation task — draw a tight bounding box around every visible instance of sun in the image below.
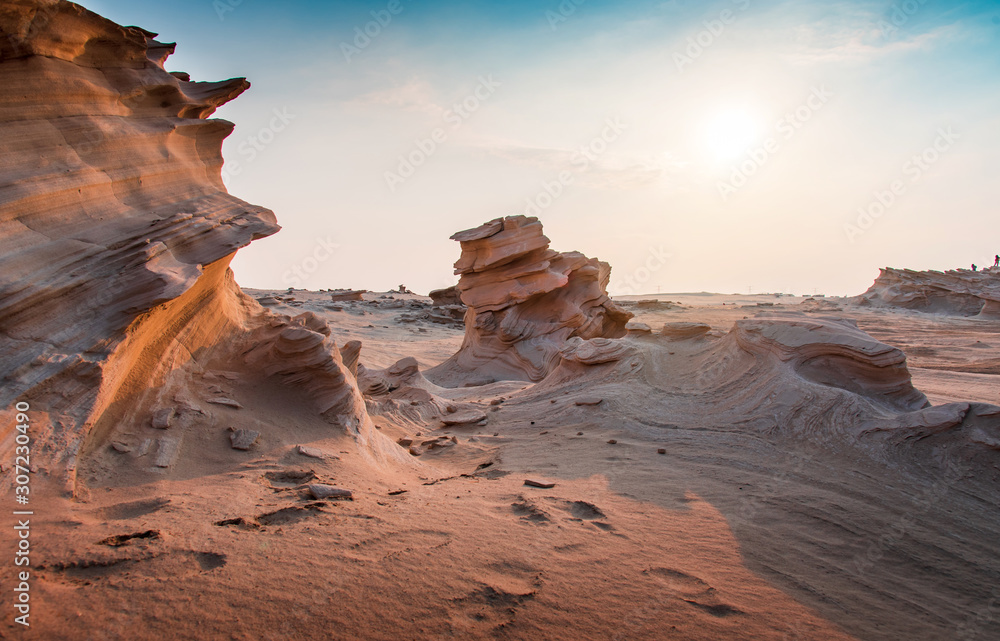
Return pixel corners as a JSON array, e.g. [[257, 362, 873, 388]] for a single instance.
[[703, 108, 761, 162]]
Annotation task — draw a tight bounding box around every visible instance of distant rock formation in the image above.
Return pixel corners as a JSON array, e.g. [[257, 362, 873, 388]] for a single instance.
[[426, 216, 632, 385], [855, 267, 1000, 318], [429, 285, 463, 307]]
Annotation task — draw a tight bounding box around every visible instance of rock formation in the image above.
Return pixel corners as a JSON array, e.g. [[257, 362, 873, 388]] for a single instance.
[[855, 267, 1000, 318], [429, 285, 463, 306], [0, 0, 385, 492], [426, 216, 632, 385]]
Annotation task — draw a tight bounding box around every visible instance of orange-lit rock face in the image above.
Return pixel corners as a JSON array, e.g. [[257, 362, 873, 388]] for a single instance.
[[428, 216, 633, 385], [0, 0, 279, 483]]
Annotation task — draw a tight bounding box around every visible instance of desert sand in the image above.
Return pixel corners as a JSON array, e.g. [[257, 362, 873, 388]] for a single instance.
[[1, 2, 999, 641]]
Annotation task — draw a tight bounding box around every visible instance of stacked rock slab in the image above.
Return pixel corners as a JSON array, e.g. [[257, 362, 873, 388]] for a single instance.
[[426, 216, 632, 385], [855, 267, 1000, 318]]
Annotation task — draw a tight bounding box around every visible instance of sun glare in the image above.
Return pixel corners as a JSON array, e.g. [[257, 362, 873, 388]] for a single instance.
[[703, 108, 761, 162]]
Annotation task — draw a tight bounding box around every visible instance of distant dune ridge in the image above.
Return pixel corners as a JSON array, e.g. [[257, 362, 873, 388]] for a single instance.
[[2, 2, 1000, 641]]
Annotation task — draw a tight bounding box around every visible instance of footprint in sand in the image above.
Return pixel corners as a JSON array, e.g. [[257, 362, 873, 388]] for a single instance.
[[643, 567, 744, 618], [510, 496, 551, 524], [42, 550, 226, 585], [94, 497, 171, 520]]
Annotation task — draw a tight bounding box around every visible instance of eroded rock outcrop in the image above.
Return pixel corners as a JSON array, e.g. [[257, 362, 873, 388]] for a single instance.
[[0, 0, 384, 491], [855, 267, 1000, 318], [426, 216, 632, 385]]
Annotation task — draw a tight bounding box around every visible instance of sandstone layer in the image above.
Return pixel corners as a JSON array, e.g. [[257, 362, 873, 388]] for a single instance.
[[855, 266, 1000, 318], [426, 216, 632, 385], [0, 0, 388, 493]]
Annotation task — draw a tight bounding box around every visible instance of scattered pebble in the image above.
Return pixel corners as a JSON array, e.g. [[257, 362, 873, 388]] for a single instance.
[[657, 448, 666, 455], [111, 441, 132, 453], [442, 409, 487, 426], [154, 437, 180, 467], [151, 407, 175, 429], [296, 445, 329, 460], [308, 484, 352, 500], [575, 397, 603, 406], [607, 439, 618, 445], [229, 428, 260, 450], [208, 397, 243, 409], [524, 479, 556, 489], [577, 432, 584, 436]]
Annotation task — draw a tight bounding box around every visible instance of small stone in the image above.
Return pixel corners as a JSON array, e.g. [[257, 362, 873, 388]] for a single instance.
[[489, 399, 503, 406], [154, 437, 180, 468], [657, 448, 667, 454], [524, 479, 556, 489], [151, 408, 175, 429], [408, 446, 422, 457], [308, 484, 352, 500], [577, 432, 584, 436], [607, 439, 617, 445], [575, 397, 603, 406], [442, 409, 487, 426], [296, 445, 328, 459], [229, 428, 260, 450], [208, 397, 243, 409], [111, 441, 132, 453], [397, 437, 414, 447]]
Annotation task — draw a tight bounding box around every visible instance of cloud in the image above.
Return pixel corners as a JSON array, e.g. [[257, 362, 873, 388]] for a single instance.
[[485, 142, 689, 190], [343, 77, 446, 118], [780, 18, 956, 65]]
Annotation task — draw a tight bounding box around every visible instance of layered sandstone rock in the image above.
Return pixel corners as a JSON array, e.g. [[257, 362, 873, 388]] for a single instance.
[[426, 216, 632, 385], [855, 267, 1000, 318], [0, 1, 383, 490]]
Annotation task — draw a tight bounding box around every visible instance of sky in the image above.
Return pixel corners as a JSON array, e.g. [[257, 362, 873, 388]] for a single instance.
[[85, 0, 1000, 296]]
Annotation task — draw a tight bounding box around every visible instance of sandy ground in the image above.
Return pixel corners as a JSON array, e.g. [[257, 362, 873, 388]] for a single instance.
[[8, 290, 999, 641]]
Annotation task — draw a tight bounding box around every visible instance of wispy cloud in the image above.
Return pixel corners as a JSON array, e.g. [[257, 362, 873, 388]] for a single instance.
[[781, 19, 956, 65], [343, 77, 446, 118], [486, 143, 689, 190]]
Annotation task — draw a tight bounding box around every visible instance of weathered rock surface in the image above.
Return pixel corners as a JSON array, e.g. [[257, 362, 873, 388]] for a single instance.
[[429, 285, 463, 306], [0, 1, 399, 492], [854, 267, 1000, 318], [426, 216, 632, 385]]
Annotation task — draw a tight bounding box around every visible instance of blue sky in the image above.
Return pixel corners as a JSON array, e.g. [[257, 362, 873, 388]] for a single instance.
[[84, 0, 1000, 295]]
